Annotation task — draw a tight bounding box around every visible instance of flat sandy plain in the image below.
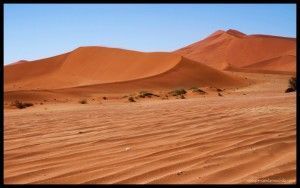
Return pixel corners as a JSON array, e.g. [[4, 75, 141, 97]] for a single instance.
[[4, 72, 296, 184]]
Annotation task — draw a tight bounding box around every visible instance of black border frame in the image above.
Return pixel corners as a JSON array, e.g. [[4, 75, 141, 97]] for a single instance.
[[1, 0, 298, 187]]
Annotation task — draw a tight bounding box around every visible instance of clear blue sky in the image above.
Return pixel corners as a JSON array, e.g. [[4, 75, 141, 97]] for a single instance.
[[4, 4, 296, 65]]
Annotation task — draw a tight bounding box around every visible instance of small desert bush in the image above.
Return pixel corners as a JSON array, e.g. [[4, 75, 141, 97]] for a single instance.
[[24, 102, 34, 107], [161, 94, 169, 100], [285, 88, 294, 93], [174, 94, 185, 99], [12, 100, 34, 109], [169, 89, 187, 96], [102, 97, 107, 100], [79, 99, 87, 104], [285, 77, 296, 93], [138, 91, 159, 98], [191, 87, 206, 94], [128, 96, 136, 102]]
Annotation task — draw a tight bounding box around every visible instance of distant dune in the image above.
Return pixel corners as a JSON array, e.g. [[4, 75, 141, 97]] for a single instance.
[[4, 46, 245, 92], [175, 29, 296, 74]]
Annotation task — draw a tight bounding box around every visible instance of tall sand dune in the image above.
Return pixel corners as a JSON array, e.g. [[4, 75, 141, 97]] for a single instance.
[[4, 46, 244, 92], [175, 29, 296, 73]]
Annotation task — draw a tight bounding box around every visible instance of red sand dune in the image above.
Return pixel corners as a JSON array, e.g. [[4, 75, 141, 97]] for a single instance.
[[175, 29, 296, 73], [4, 46, 244, 92]]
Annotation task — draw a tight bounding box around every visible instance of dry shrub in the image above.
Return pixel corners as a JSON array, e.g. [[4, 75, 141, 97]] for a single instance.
[[285, 77, 296, 93], [128, 97, 136, 102], [169, 89, 187, 96], [191, 87, 206, 94], [179, 95, 185, 99], [79, 99, 87, 104], [138, 91, 159, 98], [12, 100, 34, 109]]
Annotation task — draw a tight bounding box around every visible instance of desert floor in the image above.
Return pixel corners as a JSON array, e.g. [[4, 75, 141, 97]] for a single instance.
[[4, 72, 296, 184]]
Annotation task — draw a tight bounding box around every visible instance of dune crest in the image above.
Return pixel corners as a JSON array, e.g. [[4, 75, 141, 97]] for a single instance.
[[225, 29, 247, 38], [175, 29, 296, 73]]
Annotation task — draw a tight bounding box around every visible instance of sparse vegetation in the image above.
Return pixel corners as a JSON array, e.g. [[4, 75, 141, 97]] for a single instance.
[[285, 77, 296, 93], [128, 97, 136, 102], [285, 88, 295, 93], [138, 91, 159, 98], [289, 77, 296, 89], [218, 93, 223, 97], [169, 89, 187, 96], [79, 99, 87, 104], [190, 87, 206, 94], [161, 94, 169, 100], [103, 97, 107, 100], [177, 171, 184, 176], [12, 100, 34, 109], [179, 95, 185, 99]]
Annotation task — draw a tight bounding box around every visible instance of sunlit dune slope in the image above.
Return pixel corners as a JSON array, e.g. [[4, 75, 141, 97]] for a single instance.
[[175, 29, 296, 73], [4, 46, 244, 92]]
